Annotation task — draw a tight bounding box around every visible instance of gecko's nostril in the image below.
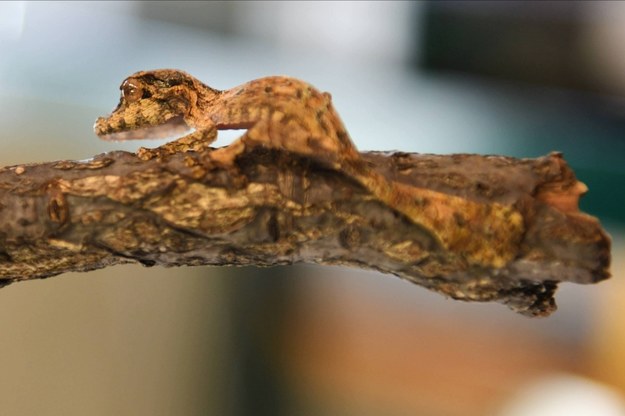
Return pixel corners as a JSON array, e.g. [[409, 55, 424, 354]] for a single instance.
[[94, 117, 113, 136]]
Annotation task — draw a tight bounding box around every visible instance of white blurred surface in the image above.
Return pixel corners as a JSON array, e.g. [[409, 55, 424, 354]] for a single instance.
[[499, 374, 625, 416]]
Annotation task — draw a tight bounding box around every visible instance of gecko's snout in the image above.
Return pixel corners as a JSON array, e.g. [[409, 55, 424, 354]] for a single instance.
[[93, 117, 111, 137]]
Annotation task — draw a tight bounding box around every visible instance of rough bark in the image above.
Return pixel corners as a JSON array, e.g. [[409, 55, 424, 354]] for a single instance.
[[0, 145, 610, 316]]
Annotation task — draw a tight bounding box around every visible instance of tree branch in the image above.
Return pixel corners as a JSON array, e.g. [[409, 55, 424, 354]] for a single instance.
[[0, 144, 610, 316]]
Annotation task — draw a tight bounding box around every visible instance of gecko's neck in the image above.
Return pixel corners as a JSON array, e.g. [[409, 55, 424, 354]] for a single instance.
[[195, 81, 222, 107]]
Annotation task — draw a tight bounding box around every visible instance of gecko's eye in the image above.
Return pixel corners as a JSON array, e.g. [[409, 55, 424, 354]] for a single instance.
[[121, 79, 143, 103]]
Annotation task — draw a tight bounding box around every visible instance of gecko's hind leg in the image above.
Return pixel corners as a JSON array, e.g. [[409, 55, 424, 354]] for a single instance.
[[137, 126, 218, 161], [209, 111, 357, 170], [208, 131, 261, 167]]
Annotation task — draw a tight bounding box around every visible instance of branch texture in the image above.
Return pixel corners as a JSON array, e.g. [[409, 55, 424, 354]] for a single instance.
[[0, 145, 610, 316]]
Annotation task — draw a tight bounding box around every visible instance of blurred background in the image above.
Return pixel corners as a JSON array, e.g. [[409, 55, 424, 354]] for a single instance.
[[0, 1, 624, 415]]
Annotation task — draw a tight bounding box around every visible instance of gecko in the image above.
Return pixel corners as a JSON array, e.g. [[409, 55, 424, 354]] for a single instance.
[[94, 69, 523, 268], [94, 69, 361, 167]]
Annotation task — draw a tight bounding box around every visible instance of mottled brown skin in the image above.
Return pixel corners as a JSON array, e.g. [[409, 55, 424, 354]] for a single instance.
[[94, 69, 359, 164], [95, 69, 524, 268]]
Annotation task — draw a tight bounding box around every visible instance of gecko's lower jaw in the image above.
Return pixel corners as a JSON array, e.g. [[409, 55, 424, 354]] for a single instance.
[[94, 116, 192, 141]]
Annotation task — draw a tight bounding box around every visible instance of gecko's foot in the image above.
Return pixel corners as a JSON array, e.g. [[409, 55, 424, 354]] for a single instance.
[[136, 146, 179, 161], [208, 140, 247, 167], [136, 147, 161, 161]]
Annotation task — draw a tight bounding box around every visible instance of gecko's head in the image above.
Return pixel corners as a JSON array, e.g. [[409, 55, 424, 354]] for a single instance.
[[94, 69, 201, 141]]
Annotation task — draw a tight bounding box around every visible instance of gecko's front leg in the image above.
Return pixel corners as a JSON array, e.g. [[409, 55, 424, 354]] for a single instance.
[[137, 125, 218, 161]]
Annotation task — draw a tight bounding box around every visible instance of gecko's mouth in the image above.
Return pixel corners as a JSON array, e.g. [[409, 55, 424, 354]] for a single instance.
[[95, 116, 191, 141]]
